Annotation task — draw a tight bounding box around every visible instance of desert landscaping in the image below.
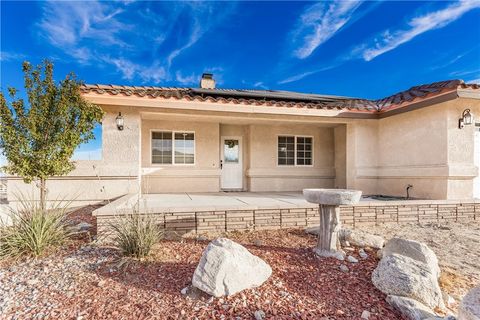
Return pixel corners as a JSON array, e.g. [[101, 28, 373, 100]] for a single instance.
[[1, 202, 479, 320]]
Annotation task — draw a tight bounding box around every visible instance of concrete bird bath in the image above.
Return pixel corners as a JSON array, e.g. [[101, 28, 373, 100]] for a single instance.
[[303, 189, 362, 257]]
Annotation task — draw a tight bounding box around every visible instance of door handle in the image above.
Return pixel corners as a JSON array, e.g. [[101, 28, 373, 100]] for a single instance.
[[220, 160, 223, 169]]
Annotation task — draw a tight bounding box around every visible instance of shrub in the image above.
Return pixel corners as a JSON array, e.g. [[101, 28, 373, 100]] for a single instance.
[[0, 195, 74, 258], [109, 214, 162, 259]]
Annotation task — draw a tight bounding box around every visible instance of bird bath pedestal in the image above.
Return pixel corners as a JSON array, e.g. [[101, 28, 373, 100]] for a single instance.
[[303, 189, 362, 257]]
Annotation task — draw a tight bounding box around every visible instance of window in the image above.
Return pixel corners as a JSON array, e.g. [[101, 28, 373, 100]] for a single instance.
[[278, 136, 312, 166], [152, 131, 195, 164], [296, 136, 312, 165], [224, 139, 239, 163], [278, 136, 295, 165]]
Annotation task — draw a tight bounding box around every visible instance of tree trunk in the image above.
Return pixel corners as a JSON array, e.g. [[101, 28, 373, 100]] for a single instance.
[[316, 204, 341, 256], [39, 178, 47, 210]]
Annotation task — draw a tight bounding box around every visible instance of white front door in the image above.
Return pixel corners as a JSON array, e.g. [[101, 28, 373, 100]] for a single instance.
[[221, 137, 243, 190], [474, 128, 480, 198]]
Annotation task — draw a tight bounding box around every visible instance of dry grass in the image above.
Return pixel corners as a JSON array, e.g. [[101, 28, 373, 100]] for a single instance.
[[108, 214, 162, 259], [0, 196, 75, 258]]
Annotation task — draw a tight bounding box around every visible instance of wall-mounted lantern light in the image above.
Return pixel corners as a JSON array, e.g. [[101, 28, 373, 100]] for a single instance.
[[459, 109, 473, 129], [116, 112, 124, 131]]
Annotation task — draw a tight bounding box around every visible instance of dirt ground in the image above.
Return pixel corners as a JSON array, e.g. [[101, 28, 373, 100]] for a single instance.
[[360, 221, 480, 300]]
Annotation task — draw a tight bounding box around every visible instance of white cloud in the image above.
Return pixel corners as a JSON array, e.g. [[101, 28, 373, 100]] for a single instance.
[[278, 64, 340, 84], [166, 2, 236, 67], [278, 70, 318, 84], [175, 71, 198, 85], [0, 51, 26, 61], [109, 57, 167, 82], [253, 82, 265, 88], [450, 68, 480, 77], [37, 1, 235, 84], [467, 78, 480, 84], [38, 1, 129, 48], [291, 1, 362, 59], [362, 1, 480, 61]]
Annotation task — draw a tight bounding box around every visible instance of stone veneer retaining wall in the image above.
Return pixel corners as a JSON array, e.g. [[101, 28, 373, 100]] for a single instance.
[[95, 201, 479, 236]]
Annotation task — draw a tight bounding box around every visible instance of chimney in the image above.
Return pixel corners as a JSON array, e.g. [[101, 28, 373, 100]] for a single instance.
[[200, 73, 215, 89]]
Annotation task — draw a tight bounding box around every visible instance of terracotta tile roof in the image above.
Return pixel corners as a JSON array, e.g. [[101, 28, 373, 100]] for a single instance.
[[375, 80, 479, 112], [81, 80, 479, 115]]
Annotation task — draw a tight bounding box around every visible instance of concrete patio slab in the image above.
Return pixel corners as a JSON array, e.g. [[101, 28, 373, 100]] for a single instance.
[[94, 192, 319, 216]]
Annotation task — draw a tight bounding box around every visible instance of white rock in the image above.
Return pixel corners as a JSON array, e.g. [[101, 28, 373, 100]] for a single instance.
[[340, 229, 385, 249], [359, 249, 368, 260], [372, 254, 445, 310], [192, 238, 272, 297], [382, 238, 441, 278], [180, 287, 188, 295], [458, 286, 480, 320], [347, 255, 359, 263], [361, 310, 371, 319], [64, 257, 75, 264], [339, 264, 349, 273], [197, 235, 208, 241], [386, 295, 437, 320], [73, 222, 93, 232], [442, 292, 456, 308], [254, 310, 266, 320], [313, 248, 345, 260], [334, 251, 346, 261]]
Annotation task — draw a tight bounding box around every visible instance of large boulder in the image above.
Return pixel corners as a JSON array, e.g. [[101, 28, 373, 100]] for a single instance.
[[372, 254, 445, 310], [386, 295, 437, 320], [458, 286, 480, 320], [192, 238, 272, 297], [382, 238, 440, 278], [340, 228, 385, 249]]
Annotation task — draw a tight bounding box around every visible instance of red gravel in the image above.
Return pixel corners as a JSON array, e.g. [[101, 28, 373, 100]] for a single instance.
[[1, 213, 402, 319]]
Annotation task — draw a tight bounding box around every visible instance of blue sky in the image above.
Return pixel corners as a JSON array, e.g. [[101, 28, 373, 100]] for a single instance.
[[1, 0, 480, 163]]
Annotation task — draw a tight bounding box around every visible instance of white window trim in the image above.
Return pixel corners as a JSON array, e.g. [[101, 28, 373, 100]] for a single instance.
[[276, 134, 314, 167], [150, 129, 196, 166]]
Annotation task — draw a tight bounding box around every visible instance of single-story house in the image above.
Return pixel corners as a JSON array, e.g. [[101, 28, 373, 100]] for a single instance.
[[5, 75, 480, 204]]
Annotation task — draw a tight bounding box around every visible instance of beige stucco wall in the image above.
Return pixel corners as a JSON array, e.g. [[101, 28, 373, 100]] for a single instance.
[[345, 120, 379, 195], [334, 125, 347, 188], [445, 97, 480, 199], [247, 124, 335, 191], [370, 97, 480, 200]]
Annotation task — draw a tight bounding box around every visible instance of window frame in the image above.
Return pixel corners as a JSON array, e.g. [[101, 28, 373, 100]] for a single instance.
[[150, 129, 196, 166], [276, 134, 314, 167]]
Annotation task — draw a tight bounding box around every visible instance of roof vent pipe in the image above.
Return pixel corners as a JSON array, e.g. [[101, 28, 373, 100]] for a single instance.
[[200, 73, 215, 89]]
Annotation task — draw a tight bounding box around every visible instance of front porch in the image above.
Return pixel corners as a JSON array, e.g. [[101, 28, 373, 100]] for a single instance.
[[93, 192, 480, 236]]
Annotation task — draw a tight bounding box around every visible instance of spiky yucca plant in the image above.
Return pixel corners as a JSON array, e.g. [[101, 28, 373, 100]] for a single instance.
[[109, 214, 162, 259], [0, 194, 74, 258]]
